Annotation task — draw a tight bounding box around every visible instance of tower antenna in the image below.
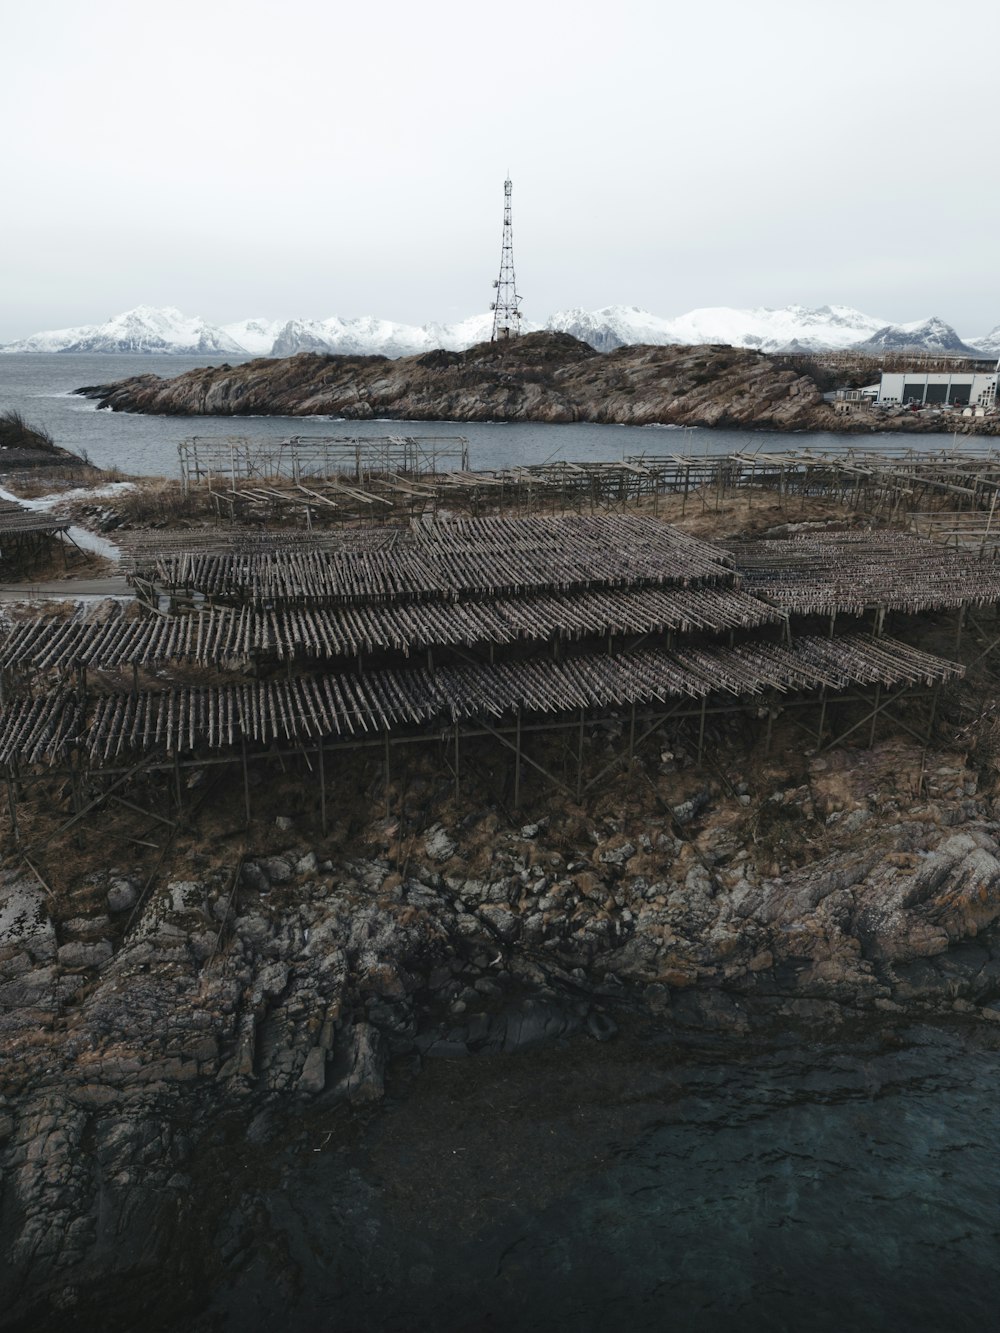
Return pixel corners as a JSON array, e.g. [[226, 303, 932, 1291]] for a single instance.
[[490, 177, 522, 341]]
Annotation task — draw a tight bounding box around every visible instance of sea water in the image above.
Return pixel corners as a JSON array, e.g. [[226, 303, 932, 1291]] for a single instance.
[[180, 1022, 1000, 1333], [0, 353, 946, 480]]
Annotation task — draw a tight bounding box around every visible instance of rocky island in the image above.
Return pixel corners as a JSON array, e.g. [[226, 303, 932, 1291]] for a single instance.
[[76, 332, 994, 434]]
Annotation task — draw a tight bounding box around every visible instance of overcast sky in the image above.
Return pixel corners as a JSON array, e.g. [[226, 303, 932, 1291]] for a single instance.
[[3, 0, 999, 341]]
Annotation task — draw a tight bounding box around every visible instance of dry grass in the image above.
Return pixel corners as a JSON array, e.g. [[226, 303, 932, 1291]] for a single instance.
[[62, 471, 864, 541], [102, 479, 213, 526], [623, 487, 860, 540], [0, 409, 57, 453], [5, 464, 133, 499]]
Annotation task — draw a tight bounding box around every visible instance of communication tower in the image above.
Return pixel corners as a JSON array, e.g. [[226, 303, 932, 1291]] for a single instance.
[[490, 178, 523, 341]]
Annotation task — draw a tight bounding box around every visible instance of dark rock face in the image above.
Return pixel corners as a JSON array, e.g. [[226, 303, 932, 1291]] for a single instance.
[[4, 743, 1000, 1324], [76, 333, 846, 431]]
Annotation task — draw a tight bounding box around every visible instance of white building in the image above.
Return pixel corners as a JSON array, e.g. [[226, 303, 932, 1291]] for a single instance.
[[877, 370, 998, 409]]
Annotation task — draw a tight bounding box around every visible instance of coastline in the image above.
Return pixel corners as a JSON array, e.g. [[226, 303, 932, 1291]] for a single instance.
[[4, 738, 1000, 1329], [2, 458, 1000, 1327], [74, 333, 1000, 436]]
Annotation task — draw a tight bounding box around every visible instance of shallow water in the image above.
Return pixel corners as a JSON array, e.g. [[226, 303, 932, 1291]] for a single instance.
[[1, 353, 954, 479], [185, 1021, 1000, 1333]]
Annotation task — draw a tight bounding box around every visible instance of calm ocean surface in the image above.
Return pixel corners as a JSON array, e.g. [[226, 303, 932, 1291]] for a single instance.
[[189, 1022, 1000, 1333], [0, 352, 949, 479]]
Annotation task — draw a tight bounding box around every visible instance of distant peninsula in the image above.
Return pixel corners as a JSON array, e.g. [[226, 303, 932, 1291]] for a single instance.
[[75, 332, 995, 434]]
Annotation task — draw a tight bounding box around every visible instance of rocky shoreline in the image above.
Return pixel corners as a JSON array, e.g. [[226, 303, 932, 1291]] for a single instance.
[[75, 333, 996, 434], [3, 733, 1000, 1327]]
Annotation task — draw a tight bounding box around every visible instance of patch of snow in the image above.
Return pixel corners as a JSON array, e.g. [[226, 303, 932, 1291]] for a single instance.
[[17, 481, 136, 510], [0, 589, 131, 606], [62, 526, 122, 561], [0, 483, 127, 561]]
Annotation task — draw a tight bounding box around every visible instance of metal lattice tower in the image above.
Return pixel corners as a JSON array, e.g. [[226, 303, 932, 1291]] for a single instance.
[[490, 178, 523, 341]]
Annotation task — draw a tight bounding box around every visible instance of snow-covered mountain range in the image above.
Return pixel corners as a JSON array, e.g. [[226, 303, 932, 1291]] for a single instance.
[[547, 304, 892, 354], [3, 306, 248, 356], [2, 303, 995, 360], [852, 316, 983, 358], [267, 312, 499, 359]]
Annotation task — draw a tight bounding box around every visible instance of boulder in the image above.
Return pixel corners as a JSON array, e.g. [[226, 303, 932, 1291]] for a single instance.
[[598, 842, 636, 867], [260, 856, 294, 885], [296, 1046, 327, 1094], [478, 905, 521, 943], [0, 878, 55, 961], [106, 879, 138, 914], [240, 861, 271, 893], [167, 881, 204, 916], [424, 826, 457, 863], [57, 941, 113, 970]]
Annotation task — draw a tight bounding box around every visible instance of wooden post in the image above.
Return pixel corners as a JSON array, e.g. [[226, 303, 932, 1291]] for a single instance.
[[384, 730, 391, 820], [241, 735, 251, 828], [576, 709, 585, 802], [318, 740, 327, 837], [926, 683, 941, 745], [816, 687, 828, 746], [697, 696, 707, 765], [513, 711, 522, 810], [5, 770, 19, 846], [869, 684, 881, 748]]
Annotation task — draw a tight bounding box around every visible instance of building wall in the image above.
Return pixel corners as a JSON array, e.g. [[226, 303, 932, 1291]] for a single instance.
[[877, 372, 997, 408]]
